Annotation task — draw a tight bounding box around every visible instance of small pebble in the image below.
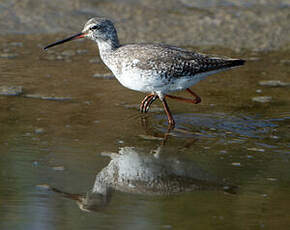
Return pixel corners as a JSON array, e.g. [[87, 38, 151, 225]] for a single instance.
[[83, 101, 92, 105], [43, 55, 56, 61], [223, 185, 230, 190], [92, 73, 114, 79], [56, 55, 64, 60], [52, 166, 65, 171], [280, 59, 290, 64], [89, 57, 101, 63], [259, 80, 289, 87], [61, 50, 75, 56], [36, 184, 51, 190], [34, 128, 45, 134], [252, 96, 272, 103], [247, 147, 265, 152], [76, 49, 88, 54], [248, 57, 260, 61], [9, 42, 23, 47]]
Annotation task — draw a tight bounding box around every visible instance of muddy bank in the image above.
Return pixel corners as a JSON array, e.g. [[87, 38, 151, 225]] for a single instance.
[[0, 0, 289, 51]]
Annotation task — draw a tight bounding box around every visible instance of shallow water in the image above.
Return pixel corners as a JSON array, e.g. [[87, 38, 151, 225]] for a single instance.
[[0, 32, 290, 230]]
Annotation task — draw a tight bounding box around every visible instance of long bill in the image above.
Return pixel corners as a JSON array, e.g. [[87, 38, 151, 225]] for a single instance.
[[44, 32, 86, 50]]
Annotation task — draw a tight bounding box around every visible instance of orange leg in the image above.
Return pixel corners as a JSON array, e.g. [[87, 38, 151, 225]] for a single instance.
[[140, 95, 175, 128], [140, 89, 201, 113], [166, 88, 201, 104], [186, 88, 201, 104], [161, 98, 175, 128]]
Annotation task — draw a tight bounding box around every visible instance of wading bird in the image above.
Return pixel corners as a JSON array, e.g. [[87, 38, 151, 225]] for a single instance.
[[44, 17, 245, 128]]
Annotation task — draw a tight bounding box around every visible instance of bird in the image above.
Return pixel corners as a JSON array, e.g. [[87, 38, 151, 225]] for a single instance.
[[44, 17, 245, 128]]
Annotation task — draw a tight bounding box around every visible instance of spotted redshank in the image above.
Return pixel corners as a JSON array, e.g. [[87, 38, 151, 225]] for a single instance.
[[44, 17, 245, 128]]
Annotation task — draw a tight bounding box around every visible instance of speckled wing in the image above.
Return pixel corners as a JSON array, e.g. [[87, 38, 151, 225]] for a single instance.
[[131, 44, 245, 79]]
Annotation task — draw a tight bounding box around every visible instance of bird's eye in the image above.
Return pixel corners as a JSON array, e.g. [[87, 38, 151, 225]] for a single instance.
[[90, 25, 101, 30]]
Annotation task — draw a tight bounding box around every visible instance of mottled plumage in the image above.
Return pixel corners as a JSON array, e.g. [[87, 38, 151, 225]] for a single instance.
[[44, 17, 245, 128], [102, 43, 244, 93], [114, 43, 243, 78]]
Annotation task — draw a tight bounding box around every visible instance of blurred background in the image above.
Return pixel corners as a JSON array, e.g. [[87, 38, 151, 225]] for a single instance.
[[1, 0, 289, 50], [0, 1, 289, 230]]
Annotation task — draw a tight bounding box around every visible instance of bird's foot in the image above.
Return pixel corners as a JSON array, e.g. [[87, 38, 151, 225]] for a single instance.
[[193, 96, 201, 104], [140, 94, 158, 113], [186, 88, 201, 104]]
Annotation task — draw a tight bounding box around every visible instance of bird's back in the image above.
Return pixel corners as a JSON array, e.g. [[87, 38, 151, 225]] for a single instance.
[[112, 43, 244, 76], [104, 43, 245, 93]]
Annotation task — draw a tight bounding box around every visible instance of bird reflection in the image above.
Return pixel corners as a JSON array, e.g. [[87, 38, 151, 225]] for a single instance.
[[50, 145, 237, 212]]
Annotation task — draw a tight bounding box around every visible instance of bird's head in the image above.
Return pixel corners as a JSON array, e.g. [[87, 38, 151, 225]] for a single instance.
[[44, 17, 118, 50], [82, 17, 117, 42]]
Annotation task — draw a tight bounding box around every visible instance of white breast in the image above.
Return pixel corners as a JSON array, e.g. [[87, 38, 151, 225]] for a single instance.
[[107, 58, 227, 94], [109, 60, 165, 92]]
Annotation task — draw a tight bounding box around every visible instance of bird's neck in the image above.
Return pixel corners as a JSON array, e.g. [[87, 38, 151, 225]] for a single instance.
[[96, 37, 120, 71], [97, 37, 120, 55]]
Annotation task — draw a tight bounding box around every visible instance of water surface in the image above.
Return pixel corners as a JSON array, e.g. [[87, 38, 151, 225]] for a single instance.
[[0, 21, 290, 230]]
